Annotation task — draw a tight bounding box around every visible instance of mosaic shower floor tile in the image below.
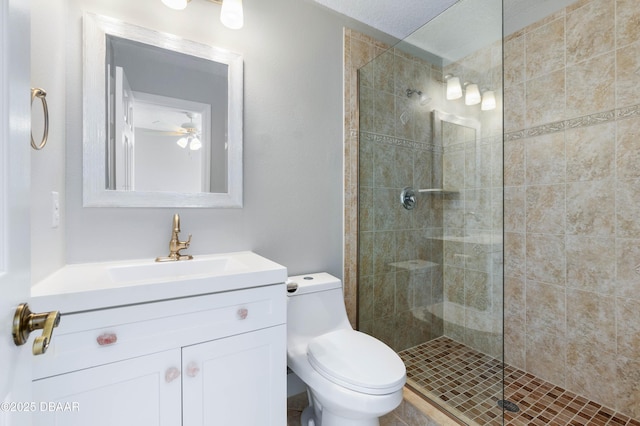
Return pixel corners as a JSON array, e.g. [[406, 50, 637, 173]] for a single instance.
[[399, 336, 640, 426]]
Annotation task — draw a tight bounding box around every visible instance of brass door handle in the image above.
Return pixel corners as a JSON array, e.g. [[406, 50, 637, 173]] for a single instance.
[[12, 303, 61, 355]]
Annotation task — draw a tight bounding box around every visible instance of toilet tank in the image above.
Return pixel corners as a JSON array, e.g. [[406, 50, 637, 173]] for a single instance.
[[286, 273, 352, 343]]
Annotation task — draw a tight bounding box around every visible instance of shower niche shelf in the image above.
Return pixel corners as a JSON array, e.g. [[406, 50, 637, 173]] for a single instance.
[[417, 188, 459, 195], [401, 187, 459, 210]]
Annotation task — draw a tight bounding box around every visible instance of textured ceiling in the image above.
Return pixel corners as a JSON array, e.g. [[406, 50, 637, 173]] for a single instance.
[[311, 0, 458, 39], [311, 0, 580, 59]]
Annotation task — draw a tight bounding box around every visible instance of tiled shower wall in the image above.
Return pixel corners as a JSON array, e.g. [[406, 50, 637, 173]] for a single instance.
[[503, 0, 640, 419], [350, 24, 504, 358], [439, 42, 504, 359], [356, 42, 447, 352]]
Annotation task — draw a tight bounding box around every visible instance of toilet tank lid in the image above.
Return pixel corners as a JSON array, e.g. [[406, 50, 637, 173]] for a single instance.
[[286, 272, 341, 295]]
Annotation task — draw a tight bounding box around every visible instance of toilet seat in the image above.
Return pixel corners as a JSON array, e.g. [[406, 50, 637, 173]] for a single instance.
[[307, 329, 406, 395]]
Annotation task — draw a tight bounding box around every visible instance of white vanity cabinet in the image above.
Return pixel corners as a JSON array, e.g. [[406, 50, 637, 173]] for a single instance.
[[31, 283, 286, 426]]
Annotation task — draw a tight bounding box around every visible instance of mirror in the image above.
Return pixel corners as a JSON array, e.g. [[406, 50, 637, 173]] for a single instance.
[[83, 13, 243, 207]]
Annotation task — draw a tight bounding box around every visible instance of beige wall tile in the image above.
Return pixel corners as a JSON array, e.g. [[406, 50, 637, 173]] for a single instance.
[[566, 122, 615, 182], [525, 330, 567, 386], [374, 91, 396, 135], [526, 70, 566, 127], [505, 275, 525, 321], [358, 231, 374, 277], [616, 116, 640, 179], [526, 184, 566, 234], [504, 83, 525, 132], [566, 342, 618, 409], [616, 298, 640, 360], [566, 52, 615, 118], [373, 272, 396, 319], [566, 0, 615, 65], [504, 34, 525, 87], [615, 238, 640, 300], [616, 0, 640, 48], [616, 40, 640, 109], [566, 178, 615, 236], [525, 133, 566, 185], [566, 289, 616, 347], [358, 86, 375, 133], [526, 233, 566, 285], [525, 18, 565, 80], [504, 232, 525, 278], [504, 275, 525, 368], [526, 280, 566, 335], [566, 235, 616, 295], [616, 178, 640, 238], [372, 50, 395, 94], [616, 356, 640, 418], [464, 270, 490, 311], [504, 139, 525, 186], [504, 186, 525, 232], [504, 315, 526, 369]]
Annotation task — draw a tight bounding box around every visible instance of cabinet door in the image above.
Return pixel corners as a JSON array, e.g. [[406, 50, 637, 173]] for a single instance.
[[182, 325, 286, 426], [33, 349, 181, 426]]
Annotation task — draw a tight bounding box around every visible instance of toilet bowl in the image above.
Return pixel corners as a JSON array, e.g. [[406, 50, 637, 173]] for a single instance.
[[287, 273, 406, 426]]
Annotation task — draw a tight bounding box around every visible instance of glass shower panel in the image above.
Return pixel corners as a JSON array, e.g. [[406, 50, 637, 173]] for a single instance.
[[357, 0, 503, 424]]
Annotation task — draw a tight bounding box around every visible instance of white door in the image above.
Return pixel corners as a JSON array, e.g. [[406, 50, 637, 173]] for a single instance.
[[0, 1, 33, 425], [114, 66, 135, 191]]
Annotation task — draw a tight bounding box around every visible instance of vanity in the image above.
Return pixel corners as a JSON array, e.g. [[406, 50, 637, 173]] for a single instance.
[[29, 251, 287, 425]]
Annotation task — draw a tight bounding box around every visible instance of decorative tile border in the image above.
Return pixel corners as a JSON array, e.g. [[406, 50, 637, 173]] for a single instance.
[[359, 131, 440, 153], [506, 103, 640, 142]]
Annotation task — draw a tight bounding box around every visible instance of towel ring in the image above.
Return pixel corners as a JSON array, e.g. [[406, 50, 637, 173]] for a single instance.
[[30, 87, 49, 150]]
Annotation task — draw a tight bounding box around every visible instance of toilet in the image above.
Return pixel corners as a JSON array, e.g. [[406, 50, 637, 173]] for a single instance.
[[286, 273, 406, 426]]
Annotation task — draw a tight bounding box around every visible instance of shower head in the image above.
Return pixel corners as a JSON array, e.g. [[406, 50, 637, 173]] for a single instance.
[[406, 88, 431, 105]]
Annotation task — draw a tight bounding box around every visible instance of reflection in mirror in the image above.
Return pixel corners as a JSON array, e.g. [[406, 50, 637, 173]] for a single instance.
[[432, 109, 480, 191], [83, 13, 243, 208]]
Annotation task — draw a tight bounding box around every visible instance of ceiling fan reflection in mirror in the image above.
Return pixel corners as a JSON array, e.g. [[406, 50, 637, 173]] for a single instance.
[[139, 111, 203, 151]]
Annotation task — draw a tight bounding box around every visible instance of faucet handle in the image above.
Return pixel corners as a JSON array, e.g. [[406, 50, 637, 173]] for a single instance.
[[184, 234, 192, 246]]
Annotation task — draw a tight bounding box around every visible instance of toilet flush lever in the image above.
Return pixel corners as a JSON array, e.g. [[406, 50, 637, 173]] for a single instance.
[[12, 303, 61, 355]]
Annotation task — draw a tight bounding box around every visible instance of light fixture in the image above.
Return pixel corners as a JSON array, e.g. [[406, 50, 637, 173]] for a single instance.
[[481, 90, 496, 111], [444, 74, 462, 100], [177, 136, 189, 148], [220, 0, 243, 29], [406, 88, 431, 106], [162, 0, 244, 30], [189, 136, 202, 150], [162, 0, 190, 10], [464, 83, 481, 106]]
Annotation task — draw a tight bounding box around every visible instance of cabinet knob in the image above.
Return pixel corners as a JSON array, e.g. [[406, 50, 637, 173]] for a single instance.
[[165, 367, 181, 383], [96, 332, 118, 346], [186, 361, 200, 378], [237, 307, 248, 320]]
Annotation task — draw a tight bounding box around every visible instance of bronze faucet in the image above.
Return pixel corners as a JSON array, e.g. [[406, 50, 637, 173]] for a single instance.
[[155, 214, 193, 262]]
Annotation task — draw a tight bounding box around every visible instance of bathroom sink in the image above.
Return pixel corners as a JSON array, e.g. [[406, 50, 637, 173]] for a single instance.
[[108, 254, 247, 283], [31, 251, 287, 314]]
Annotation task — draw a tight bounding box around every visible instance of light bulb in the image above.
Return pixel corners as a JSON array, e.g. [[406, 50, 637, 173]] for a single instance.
[[189, 136, 202, 150], [161, 0, 190, 10], [481, 90, 496, 111], [221, 0, 243, 29], [446, 76, 462, 100], [177, 136, 188, 148], [465, 83, 481, 106]]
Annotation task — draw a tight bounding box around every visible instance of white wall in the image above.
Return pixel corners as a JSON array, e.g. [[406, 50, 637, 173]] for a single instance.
[[31, 0, 67, 283], [30, 0, 397, 283]]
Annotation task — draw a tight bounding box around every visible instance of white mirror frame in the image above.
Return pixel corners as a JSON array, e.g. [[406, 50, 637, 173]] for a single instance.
[[83, 12, 243, 208]]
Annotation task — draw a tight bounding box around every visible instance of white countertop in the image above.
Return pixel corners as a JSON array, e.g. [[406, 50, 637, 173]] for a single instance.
[[30, 251, 287, 314]]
